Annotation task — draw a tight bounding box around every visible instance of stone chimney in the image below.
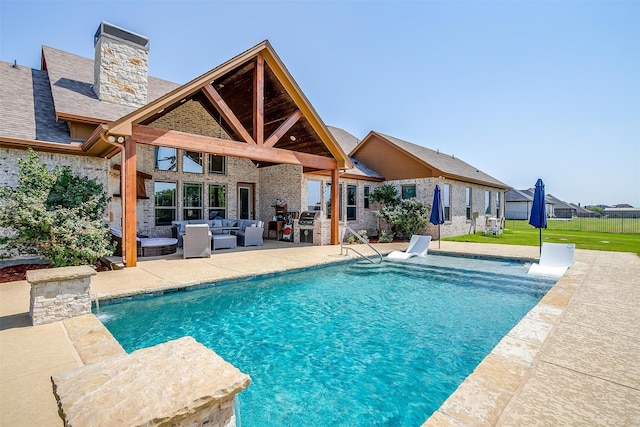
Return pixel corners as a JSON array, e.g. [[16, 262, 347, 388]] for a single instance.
[[93, 22, 149, 108]]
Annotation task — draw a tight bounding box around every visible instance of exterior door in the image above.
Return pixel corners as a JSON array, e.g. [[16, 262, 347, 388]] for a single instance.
[[238, 184, 253, 220]]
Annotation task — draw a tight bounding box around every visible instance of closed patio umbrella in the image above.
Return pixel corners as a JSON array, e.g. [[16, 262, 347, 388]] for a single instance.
[[529, 178, 547, 254], [430, 185, 445, 248]]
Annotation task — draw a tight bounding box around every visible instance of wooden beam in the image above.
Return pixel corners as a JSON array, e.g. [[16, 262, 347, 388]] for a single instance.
[[200, 84, 256, 145], [253, 55, 264, 145], [264, 110, 302, 148], [331, 168, 340, 245], [124, 137, 137, 267], [132, 124, 337, 170]]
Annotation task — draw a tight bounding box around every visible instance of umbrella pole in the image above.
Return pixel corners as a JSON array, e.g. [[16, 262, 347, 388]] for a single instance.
[[438, 224, 441, 249], [539, 228, 542, 255]]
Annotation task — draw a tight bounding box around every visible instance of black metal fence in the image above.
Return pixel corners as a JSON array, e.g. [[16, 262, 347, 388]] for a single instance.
[[506, 218, 640, 234]]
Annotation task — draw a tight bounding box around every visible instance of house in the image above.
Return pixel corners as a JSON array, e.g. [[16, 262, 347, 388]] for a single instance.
[[505, 188, 554, 219], [319, 130, 510, 238], [0, 22, 508, 265], [546, 194, 577, 219], [605, 207, 640, 218]]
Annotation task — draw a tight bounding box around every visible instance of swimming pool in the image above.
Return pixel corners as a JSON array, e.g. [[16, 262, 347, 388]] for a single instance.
[[98, 254, 555, 426]]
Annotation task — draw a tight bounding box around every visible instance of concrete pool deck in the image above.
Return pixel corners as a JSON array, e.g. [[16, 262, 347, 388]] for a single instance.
[[0, 241, 638, 426]]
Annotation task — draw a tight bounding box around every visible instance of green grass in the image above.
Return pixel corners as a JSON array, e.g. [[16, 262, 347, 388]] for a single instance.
[[444, 225, 640, 256]]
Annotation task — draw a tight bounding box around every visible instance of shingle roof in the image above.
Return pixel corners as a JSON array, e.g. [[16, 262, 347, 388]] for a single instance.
[[327, 126, 360, 155], [372, 132, 509, 189], [42, 46, 179, 122], [0, 61, 72, 142], [547, 194, 575, 210], [327, 126, 382, 180], [505, 188, 534, 202]]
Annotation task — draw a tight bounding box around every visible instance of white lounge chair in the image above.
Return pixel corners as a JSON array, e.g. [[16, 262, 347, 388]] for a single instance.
[[183, 224, 212, 259], [528, 242, 575, 278], [386, 235, 432, 261]]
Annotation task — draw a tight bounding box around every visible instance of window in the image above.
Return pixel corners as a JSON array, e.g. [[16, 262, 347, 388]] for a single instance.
[[208, 184, 226, 219], [347, 185, 357, 221], [183, 183, 203, 220], [443, 184, 451, 221], [465, 187, 472, 220], [325, 183, 343, 220], [154, 181, 176, 226], [364, 186, 370, 209], [401, 185, 416, 199], [155, 147, 177, 171], [307, 180, 322, 211], [183, 151, 203, 174], [485, 190, 491, 215], [208, 154, 226, 175]]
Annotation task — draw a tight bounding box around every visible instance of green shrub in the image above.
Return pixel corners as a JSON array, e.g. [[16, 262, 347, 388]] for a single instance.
[[370, 184, 399, 208], [0, 149, 113, 267], [378, 198, 430, 240]]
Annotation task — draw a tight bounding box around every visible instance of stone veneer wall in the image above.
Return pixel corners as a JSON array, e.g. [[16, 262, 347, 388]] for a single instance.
[[27, 265, 96, 326], [93, 34, 148, 108]]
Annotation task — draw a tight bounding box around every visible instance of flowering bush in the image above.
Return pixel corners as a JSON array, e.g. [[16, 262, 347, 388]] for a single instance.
[[377, 198, 430, 240], [0, 149, 113, 267]]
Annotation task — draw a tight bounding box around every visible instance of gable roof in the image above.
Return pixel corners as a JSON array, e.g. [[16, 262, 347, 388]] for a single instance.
[[352, 131, 509, 189], [505, 188, 534, 202], [94, 40, 349, 169], [327, 126, 381, 181]]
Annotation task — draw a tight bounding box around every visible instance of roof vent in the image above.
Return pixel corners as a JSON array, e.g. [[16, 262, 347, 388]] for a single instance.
[[94, 21, 149, 49]]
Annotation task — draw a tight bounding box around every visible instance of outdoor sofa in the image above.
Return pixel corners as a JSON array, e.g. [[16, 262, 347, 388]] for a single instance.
[[171, 219, 264, 248]]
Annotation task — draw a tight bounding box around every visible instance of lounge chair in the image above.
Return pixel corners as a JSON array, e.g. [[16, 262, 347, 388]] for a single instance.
[[182, 224, 212, 259], [386, 235, 432, 261], [528, 242, 575, 278]]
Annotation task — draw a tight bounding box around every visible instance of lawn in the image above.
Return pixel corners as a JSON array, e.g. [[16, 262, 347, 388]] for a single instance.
[[444, 224, 640, 256]]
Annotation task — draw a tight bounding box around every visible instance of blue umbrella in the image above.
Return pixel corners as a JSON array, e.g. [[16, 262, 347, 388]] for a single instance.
[[529, 178, 547, 254], [430, 185, 445, 248]]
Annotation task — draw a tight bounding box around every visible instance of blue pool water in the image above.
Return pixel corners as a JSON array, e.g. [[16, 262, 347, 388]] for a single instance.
[[98, 255, 555, 426]]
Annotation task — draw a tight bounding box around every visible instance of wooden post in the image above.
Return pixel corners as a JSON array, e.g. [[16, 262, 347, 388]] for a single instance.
[[331, 168, 339, 245], [124, 137, 137, 267], [120, 149, 126, 263]]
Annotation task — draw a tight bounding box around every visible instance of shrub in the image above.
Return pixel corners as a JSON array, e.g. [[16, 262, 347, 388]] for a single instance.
[[0, 149, 113, 267], [370, 184, 399, 208], [378, 198, 430, 240], [377, 231, 395, 243]]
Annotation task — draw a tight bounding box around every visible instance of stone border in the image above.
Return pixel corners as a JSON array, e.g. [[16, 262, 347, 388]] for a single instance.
[[423, 262, 585, 426]]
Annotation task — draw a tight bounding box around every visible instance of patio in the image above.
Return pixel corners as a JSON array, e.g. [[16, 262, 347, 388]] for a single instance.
[[1, 241, 638, 426]]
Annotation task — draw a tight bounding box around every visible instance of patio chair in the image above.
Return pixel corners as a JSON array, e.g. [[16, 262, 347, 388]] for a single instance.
[[182, 224, 211, 259], [386, 235, 432, 261], [528, 242, 575, 278]]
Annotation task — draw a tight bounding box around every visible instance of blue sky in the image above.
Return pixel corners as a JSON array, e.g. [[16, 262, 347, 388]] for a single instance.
[[1, 0, 638, 206]]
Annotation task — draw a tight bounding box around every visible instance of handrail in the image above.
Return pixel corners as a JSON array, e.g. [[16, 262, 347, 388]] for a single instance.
[[340, 224, 383, 264]]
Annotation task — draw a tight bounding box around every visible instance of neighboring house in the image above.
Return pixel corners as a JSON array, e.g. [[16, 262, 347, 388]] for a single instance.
[[0, 22, 509, 264], [605, 207, 640, 218], [571, 203, 599, 218], [546, 194, 577, 219], [505, 189, 554, 220]]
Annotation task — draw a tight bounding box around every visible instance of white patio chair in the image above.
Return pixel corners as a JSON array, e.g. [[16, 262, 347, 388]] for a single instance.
[[386, 235, 432, 261], [182, 224, 211, 259], [528, 242, 575, 278]]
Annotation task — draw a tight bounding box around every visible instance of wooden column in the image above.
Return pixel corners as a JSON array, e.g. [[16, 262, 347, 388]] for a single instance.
[[124, 137, 137, 267], [331, 168, 339, 245], [119, 149, 127, 263]]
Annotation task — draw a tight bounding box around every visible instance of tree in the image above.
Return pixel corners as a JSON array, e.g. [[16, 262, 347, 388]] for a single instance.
[[0, 149, 113, 267]]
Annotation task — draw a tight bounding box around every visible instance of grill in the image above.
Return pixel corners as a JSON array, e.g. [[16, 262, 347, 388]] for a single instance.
[[298, 211, 318, 226]]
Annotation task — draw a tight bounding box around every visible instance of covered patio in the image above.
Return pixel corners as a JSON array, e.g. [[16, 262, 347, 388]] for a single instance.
[[84, 41, 351, 267]]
